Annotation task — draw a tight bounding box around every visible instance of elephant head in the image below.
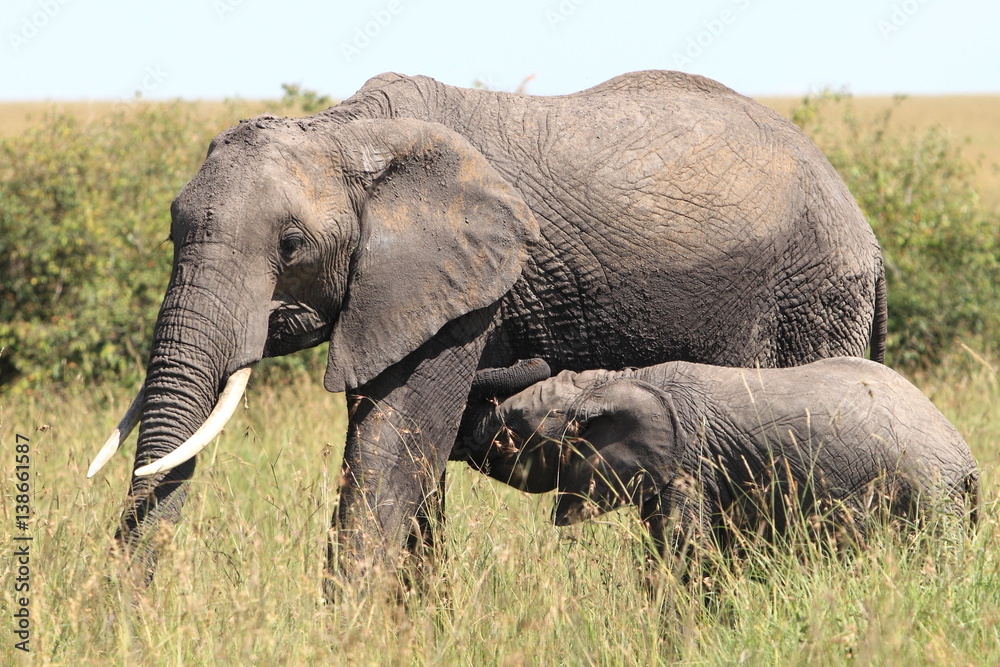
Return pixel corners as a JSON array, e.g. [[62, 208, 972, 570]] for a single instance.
[[547, 377, 685, 526], [472, 368, 684, 525], [92, 114, 539, 578]]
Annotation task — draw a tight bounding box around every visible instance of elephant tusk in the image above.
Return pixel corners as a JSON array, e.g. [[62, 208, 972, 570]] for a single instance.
[[133, 367, 252, 478], [87, 388, 145, 478]]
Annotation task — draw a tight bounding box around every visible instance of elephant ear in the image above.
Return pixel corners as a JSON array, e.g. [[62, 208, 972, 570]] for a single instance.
[[324, 118, 540, 392], [554, 380, 683, 526]]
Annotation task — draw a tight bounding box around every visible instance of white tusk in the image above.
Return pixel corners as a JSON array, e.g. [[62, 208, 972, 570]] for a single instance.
[[133, 367, 251, 477], [87, 388, 145, 478]]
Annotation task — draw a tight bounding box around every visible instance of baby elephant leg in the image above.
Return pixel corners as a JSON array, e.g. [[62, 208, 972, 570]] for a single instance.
[[640, 479, 710, 593]]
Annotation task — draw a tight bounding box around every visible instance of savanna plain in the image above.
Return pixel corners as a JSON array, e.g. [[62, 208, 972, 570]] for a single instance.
[[2, 88, 1000, 665]]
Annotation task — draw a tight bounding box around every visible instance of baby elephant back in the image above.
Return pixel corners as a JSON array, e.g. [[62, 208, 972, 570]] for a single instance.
[[712, 357, 978, 519]]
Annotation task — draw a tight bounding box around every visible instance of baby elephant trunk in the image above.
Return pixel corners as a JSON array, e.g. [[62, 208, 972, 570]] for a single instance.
[[455, 358, 555, 489], [470, 358, 552, 398]]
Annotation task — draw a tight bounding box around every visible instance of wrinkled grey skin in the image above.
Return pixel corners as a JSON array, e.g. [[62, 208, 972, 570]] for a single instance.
[[111, 71, 887, 589], [465, 357, 979, 573]]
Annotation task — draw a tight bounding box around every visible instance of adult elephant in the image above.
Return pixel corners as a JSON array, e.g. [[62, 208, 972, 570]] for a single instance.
[[90, 71, 886, 592]]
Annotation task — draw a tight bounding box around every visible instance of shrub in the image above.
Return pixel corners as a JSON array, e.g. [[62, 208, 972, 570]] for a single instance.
[[280, 83, 334, 113], [1, 104, 199, 390], [791, 93, 1000, 369], [0, 95, 326, 392]]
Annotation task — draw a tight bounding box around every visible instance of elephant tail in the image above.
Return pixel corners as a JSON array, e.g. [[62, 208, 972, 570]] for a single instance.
[[869, 258, 888, 363], [965, 470, 980, 530]]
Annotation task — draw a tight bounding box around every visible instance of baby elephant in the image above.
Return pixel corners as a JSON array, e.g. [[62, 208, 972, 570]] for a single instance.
[[464, 357, 979, 568]]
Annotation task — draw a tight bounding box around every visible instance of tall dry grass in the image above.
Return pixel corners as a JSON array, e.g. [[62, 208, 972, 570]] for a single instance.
[[2, 349, 998, 665]]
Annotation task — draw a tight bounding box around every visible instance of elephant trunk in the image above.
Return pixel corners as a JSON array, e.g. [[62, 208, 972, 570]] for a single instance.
[[452, 358, 552, 469], [114, 273, 263, 581], [133, 367, 251, 477], [469, 358, 551, 399]]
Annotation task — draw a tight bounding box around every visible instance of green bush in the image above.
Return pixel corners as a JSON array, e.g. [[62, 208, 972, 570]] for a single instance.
[[1, 104, 198, 390], [0, 97, 325, 393], [791, 93, 1000, 368], [280, 83, 334, 113]]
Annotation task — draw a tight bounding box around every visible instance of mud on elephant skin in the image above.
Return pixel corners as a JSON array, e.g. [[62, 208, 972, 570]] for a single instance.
[[466, 357, 979, 575], [91, 70, 888, 590]]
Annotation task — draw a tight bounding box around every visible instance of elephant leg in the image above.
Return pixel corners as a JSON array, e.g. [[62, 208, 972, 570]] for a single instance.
[[641, 479, 710, 592], [399, 470, 448, 594], [325, 309, 492, 599], [407, 471, 446, 555], [639, 496, 668, 596]]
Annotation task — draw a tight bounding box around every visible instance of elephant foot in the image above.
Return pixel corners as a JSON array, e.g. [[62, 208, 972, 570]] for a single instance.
[[323, 479, 448, 606]]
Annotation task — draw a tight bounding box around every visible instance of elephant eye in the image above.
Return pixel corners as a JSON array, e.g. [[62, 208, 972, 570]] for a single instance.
[[279, 230, 306, 256]]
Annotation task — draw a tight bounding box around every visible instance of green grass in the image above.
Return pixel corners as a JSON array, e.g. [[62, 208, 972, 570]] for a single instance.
[[2, 350, 999, 665]]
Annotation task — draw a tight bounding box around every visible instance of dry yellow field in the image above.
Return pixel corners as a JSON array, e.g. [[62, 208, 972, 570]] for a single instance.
[[3, 94, 999, 208], [761, 95, 1000, 210], [0, 100, 250, 137]]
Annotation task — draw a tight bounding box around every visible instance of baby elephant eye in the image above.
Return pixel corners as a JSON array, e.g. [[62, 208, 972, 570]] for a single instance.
[[279, 230, 306, 256]]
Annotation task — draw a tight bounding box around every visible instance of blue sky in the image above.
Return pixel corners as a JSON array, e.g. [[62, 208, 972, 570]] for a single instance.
[[2, 0, 998, 101]]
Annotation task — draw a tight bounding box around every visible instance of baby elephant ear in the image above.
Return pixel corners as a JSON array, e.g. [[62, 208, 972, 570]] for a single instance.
[[324, 118, 540, 392], [554, 380, 682, 526]]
